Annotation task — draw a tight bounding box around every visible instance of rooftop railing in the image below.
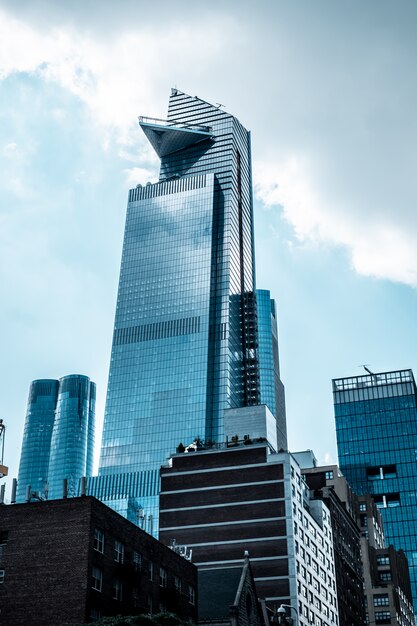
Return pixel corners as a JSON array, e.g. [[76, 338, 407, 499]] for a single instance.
[[138, 115, 213, 134]]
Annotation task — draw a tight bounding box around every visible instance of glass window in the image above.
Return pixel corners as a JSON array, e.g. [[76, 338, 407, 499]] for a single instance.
[[325, 471, 334, 480], [147, 560, 154, 581], [0, 570, 5, 584], [91, 566, 102, 592], [374, 594, 389, 606], [133, 550, 142, 571], [113, 577, 122, 601], [189, 585, 196, 605], [114, 540, 124, 563], [175, 576, 182, 593], [159, 567, 167, 588], [93, 528, 104, 553]]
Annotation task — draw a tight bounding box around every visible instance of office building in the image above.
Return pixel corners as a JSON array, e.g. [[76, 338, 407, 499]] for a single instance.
[[0, 496, 197, 626], [159, 408, 338, 626], [333, 368, 417, 611], [359, 495, 415, 626], [16, 375, 95, 502], [93, 90, 285, 526], [295, 455, 366, 626]]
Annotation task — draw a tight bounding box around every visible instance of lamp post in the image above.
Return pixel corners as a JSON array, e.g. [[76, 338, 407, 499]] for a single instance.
[[276, 604, 299, 626]]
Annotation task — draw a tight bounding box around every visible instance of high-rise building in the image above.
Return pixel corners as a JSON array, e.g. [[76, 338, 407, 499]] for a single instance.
[[333, 368, 417, 611], [16, 379, 59, 501], [93, 90, 285, 526], [257, 289, 287, 450], [16, 375, 95, 502]]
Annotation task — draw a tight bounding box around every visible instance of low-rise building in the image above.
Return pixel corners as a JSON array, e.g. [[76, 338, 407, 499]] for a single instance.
[[0, 496, 197, 626]]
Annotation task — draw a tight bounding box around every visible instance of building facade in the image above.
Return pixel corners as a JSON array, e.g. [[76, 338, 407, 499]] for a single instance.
[[159, 421, 339, 626], [94, 90, 285, 526], [295, 456, 366, 626], [333, 368, 417, 610], [359, 495, 415, 626], [256, 289, 287, 451], [16, 375, 95, 502], [0, 497, 197, 626]]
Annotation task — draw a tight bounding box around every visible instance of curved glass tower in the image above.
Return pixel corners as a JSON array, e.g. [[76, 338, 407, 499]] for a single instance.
[[48, 375, 96, 499], [17, 375, 95, 502], [16, 379, 59, 502]]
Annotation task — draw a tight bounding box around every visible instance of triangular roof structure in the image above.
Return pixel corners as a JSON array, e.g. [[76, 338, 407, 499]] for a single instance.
[[139, 115, 214, 158]]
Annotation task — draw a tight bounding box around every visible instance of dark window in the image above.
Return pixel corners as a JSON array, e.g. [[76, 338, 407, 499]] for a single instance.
[[91, 566, 102, 592], [93, 528, 104, 553]]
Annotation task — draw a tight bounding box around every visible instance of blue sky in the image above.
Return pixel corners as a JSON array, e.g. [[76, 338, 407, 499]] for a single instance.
[[1, 0, 417, 499]]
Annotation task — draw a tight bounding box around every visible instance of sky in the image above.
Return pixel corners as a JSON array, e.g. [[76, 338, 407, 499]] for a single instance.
[[1, 0, 417, 499]]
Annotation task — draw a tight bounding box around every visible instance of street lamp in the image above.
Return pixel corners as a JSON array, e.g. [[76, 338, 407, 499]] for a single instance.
[[276, 604, 299, 626]]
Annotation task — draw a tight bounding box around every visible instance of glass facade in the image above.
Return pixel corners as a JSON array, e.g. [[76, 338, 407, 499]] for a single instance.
[[16, 379, 59, 502], [334, 369, 417, 610], [48, 375, 96, 499], [257, 289, 287, 450], [16, 375, 95, 502], [95, 90, 268, 527]]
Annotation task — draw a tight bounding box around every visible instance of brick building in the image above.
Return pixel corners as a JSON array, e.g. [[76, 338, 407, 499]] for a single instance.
[[0, 496, 197, 626], [159, 435, 339, 626]]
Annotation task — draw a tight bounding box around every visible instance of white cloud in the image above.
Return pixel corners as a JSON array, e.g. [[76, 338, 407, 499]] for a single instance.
[[254, 156, 417, 288]]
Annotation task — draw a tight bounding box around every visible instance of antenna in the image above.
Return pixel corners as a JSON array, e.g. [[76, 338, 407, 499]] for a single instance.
[[0, 420, 8, 479]]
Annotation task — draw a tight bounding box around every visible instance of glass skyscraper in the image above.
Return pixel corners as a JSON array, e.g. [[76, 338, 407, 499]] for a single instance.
[[17, 375, 95, 502], [256, 289, 287, 450], [17, 379, 59, 502], [333, 369, 417, 610], [92, 90, 285, 527]]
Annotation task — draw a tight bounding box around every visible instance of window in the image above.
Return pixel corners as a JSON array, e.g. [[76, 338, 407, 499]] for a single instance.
[[0, 531, 9, 544], [377, 555, 390, 567], [133, 550, 142, 571], [325, 471, 334, 480], [359, 502, 367, 512], [375, 611, 391, 623], [0, 570, 5, 584], [175, 576, 182, 593], [93, 528, 104, 553], [159, 567, 167, 588], [379, 571, 392, 582], [113, 577, 122, 601], [132, 587, 140, 608], [367, 465, 397, 480], [147, 560, 154, 581], [374, 594, 389, 606], [114, 540, 124, 563], [188, 584, 196, 605], [147, 595, 152, 614], [91, 566, 102, 592]]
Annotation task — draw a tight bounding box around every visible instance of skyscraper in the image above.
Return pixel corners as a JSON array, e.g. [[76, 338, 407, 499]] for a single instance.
[[17, 374, 95, 502], [17, 379, 59, 502], [93, 90, 285, 526], [333, 368, 417, 610], [257, 289, 287, 450]]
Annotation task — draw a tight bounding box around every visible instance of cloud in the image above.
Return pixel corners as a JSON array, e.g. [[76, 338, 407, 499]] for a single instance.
[[1, 0, 417, 291]]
